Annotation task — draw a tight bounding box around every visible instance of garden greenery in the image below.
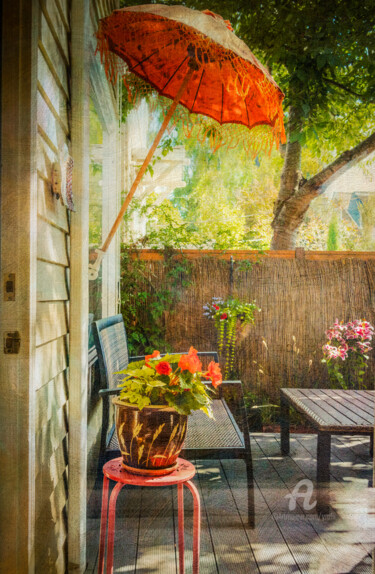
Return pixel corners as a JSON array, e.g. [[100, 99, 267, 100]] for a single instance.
[[120, 245, 192, 355], [203, 297, 261, 378]]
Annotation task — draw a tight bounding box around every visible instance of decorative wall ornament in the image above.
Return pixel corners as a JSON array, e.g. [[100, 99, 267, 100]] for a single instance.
[[50, 143, 75, 211]]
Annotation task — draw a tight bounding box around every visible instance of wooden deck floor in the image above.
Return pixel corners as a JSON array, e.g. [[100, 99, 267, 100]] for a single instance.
[[86, 433, 375, 574]]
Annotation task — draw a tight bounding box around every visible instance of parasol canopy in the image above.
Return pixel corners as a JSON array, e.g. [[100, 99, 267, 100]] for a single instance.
[[89, 4, 285, 279], [97, 4, 285, 140]]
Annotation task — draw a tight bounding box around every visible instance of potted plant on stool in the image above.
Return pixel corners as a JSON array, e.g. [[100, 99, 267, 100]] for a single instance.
[[114, 347, 222, 476]]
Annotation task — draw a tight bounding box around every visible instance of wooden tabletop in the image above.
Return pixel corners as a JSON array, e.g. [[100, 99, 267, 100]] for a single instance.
[[281, 388, 374, 432]]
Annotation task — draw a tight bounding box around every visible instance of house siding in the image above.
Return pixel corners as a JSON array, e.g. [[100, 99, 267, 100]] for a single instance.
[[35, 0, 71, 570]]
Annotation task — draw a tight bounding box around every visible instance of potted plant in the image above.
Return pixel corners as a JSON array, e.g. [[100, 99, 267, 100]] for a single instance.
[[203, 296, 261, 378], [322, 319, 374, 389], [114, 347, 222, 476]]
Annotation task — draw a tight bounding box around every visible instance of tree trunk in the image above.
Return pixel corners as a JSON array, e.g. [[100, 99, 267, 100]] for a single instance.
[[271, 123, 375, 250], [271, 106, 305, 250]]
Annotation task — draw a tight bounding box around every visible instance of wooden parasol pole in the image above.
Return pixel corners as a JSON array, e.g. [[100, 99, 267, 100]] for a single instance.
[[89, 64, 196, 279]]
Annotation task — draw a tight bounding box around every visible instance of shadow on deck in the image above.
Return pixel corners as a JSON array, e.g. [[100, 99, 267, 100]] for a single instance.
[[86, 433, 375, 573]]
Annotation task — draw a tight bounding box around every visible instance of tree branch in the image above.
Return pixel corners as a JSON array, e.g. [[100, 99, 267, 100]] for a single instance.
[[323, 76, 365, 99], [298, 129, 375, 201]]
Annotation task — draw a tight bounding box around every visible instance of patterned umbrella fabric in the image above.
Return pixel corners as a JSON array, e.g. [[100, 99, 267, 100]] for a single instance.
[[97, 5, 285, 146], [89, 5, 285, 279]]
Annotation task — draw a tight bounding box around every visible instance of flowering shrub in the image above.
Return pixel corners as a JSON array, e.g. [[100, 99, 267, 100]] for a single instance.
[[117, 347, 222, 417], [322, 319, 374, 389], [203, 297, 260, 378]]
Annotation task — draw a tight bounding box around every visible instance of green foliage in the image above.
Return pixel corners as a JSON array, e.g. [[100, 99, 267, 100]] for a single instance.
[[204, 297, 260, 378], [120, 0, 375, 247], [173, 142, 283, 249], [323, 353, 368, 390], [327, 214, 339, 250], [117, 352, 216, 416], [358, 195, 375, 250], [120, 245, 192, 355], [243, 391, 280, 428]]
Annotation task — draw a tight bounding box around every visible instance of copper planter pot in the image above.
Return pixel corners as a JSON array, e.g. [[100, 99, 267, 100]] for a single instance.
[[113, 398, 188, 476]]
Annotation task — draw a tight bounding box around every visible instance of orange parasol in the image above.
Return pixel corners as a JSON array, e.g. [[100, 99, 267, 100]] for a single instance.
[[89, 4, 285, 279]]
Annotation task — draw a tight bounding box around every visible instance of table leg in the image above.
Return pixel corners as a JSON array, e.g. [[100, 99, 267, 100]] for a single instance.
[[185, 480, 201, 574], [106, 482, 124, 574], [370, 432, 374, 458], [98, 475, 110, 574], [280, 394, 290, 455], [177, 484, 185, 574], [317, 431, 331, 515]]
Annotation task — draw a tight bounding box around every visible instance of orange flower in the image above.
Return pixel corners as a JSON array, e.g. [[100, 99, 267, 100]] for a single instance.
[[178, 347, 202, 373], [205, 361, 222, 388], [155, 361, 172, 375], [145, 350, 160, 366]]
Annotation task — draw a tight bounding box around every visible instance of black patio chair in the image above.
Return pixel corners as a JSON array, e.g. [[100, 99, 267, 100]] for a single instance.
[[92, 314, 255, 526]]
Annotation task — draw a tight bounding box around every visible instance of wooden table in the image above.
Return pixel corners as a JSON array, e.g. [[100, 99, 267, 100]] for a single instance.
[[280, 389, 374, 498]]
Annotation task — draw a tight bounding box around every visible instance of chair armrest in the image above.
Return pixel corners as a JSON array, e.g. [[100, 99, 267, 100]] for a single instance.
[[221, 380, 242, 385], [129, 351, 219, 362], [99, 388, 121, 397], [197, 351, 219, 362]]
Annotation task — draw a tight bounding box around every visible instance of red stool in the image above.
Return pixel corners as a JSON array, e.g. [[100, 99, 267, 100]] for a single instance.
[[98, 457, 200, 574]]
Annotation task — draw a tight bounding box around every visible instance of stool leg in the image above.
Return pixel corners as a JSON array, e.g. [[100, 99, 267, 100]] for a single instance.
[[106, 482, 124, 574], [98, 476, 110, 574], [185, 480, 200, 574], [177, 483, 185, 574]]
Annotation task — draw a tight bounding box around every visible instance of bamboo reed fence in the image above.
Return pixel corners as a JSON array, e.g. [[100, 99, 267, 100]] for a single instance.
[[130, 249, 375, 401]]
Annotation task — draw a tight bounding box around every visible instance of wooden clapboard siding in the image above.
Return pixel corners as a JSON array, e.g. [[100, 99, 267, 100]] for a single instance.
[[37, 216, 69, 266], [39, 11, 69, 99], [37, 91, 67, 150], [35, 1, 71, 571], [55, 0, 69, 30], [35, 503, 68, 574], [36, 301, 68, 347], [37, 131, 59, 175], [35, 401, 68, 467], [40, 0, 70, 63], [37, 261, 69, 301], [35, 470, 68, 524], [35, 371, 68, 429], [37, 48, 69, 129], [35, 337, 68, 391], [37, 176, 70, 233]]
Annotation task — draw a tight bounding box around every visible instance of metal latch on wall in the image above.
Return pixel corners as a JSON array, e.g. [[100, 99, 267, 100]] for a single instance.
[[4, 273, 15, 301], [4, 331, 21, 354]]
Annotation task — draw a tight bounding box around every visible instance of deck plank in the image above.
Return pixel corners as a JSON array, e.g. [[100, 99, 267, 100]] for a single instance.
[[135, 485, 177, 573], [222, 456, 301, 573], [195, 460, 260, 573], [171, 465, 218, 574], [86, 434, 375, 574], [265, 433, 373, 573], [253, 435, 336, 574], [275, 433, 374, 565]]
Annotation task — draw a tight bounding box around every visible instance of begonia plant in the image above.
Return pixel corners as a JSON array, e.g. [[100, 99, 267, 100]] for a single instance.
[[117, 347, 222, 417]]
